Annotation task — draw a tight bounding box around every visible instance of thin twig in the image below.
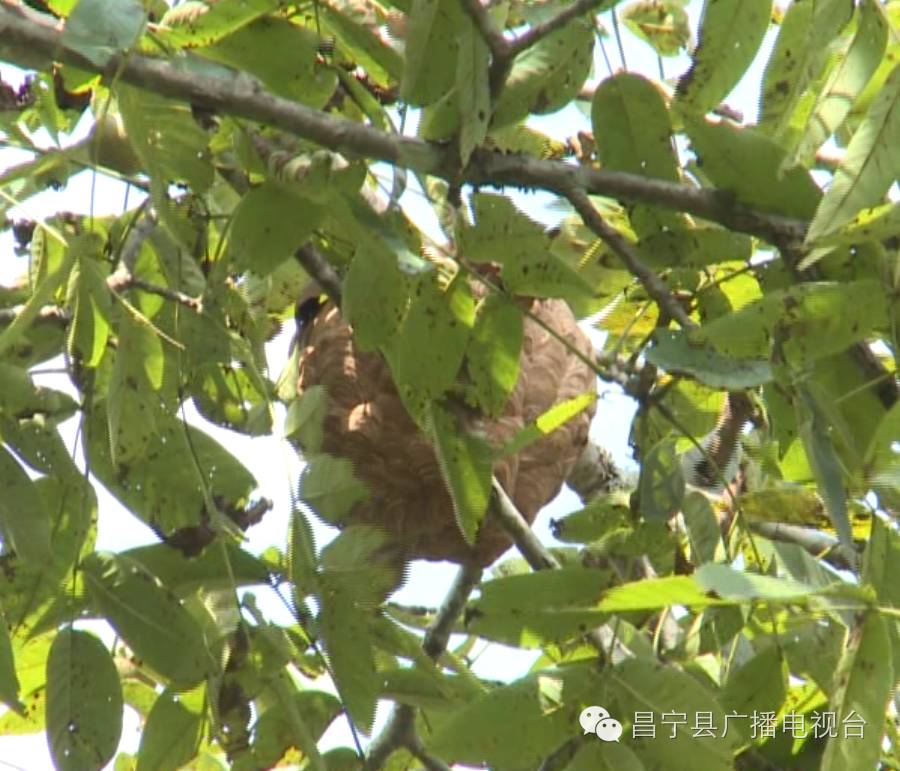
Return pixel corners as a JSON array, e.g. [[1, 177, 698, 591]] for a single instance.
[[109, 274, 203, 312], [565, 187, 696, 329], [509, 0, 608, 57], [295, 243, 343, 307]]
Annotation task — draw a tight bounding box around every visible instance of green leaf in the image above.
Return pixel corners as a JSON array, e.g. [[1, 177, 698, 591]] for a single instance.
[[46, 629, 123, 771], [675, 0, 772, 115], [0, 363, 78, 422], [66, 255, 112, 368], [456, 17, 491, 165], [684, 115, 821, 219], [61, 0, 146, 67], [637, 438, 684, 520], [806, 62, 900, 243], [691, 280, 888, 364], [299, 453, 369, 526], [342, 244, 410, 351], [427, 401, 493, 546], [597, 575, 720, 612], [608, 658, 738, 771], [320, 3, 404, 86], [796, 387, 855, 559], [286, 384, 328, 453], [789, 0, 888, 168], [400, 0, 462, 106], [390, 275, 475, 404], [863, 515, 900, 608], [565, 741, 646, 771], [317, 571, 380, 732], [81, 552, 213, 688], [621, 0, 691, 57], [107, 312, 164, 466], [821, 612, 893, 771], [682, 491, 723, 565], [136, 685, 205, 771], [694, 563, 813, 602], [245, 689, 341, 769], [467, 567, 613, 646], [592, 72, 685, 236], [117, 85, 213, 193], [87, 404, 256, 534], [592, 73, 680, 183], [492, 17, 594, 128], [0, 444, 52, 563], [498, 392, 596, 458], [758, 0, 853, 139], [647, 330, 773, 388], [289, 507, 318, 601], [466, 294, 523, 418], [228, 183, 324, 275], [638, 226, 752, 268], [428, 666, 599, 768], [198, 17, 337, 109], [0, 612, 22, 714], [0, 235, 74, 360], [158, 0, 278, 47], [720, 646, 787, 740], [461, 193, 594, 299], [122, 543, 269, 595]]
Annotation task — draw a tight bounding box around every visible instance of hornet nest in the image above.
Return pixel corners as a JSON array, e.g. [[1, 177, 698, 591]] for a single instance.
[[295, 281, 597, 567]]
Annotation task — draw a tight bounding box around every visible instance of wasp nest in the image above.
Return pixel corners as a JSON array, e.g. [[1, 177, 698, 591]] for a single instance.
[[296, 294, 596, 566]]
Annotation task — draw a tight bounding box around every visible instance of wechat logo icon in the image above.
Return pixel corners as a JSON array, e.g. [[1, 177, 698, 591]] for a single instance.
[[579, 706, 623, 742]]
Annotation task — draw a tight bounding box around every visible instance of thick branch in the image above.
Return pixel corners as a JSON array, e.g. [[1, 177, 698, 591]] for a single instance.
[[0, 2, 806, 247], [566, 188, 696, 329], [750, 522, 856, 572]]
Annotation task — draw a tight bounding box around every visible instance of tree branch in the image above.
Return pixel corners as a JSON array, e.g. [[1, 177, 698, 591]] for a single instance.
[[507, 0, 609, 58], [750, 521, 856, 572], [565, 187, 696, 329], [363, 560, 482, 770], [0, 2, 806, 247], [295, 244, 344, 307], [491, 477, 561, 570]]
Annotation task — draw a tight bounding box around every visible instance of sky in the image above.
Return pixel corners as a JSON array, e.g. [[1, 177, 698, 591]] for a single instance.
[[0, 1, 779, 767]]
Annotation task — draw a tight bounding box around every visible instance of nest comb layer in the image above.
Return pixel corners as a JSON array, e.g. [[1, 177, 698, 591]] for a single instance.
[[296, 296, 596, 565]]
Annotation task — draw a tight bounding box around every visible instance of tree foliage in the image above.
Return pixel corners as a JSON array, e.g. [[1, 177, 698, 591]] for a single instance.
[[0, 0, 898, 769]]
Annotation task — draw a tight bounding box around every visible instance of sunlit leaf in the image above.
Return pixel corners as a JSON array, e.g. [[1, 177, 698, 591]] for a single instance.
[[789, 0, 888, 168], [758, 0, 853, 140], [806, 63, 900, 243], [675, 0, 771, 115]]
